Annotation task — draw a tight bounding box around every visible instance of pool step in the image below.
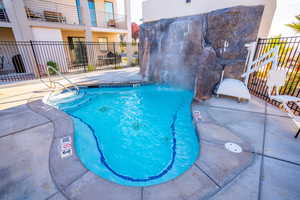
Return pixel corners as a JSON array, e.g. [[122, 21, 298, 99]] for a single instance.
[[58, 95, 92, 111]]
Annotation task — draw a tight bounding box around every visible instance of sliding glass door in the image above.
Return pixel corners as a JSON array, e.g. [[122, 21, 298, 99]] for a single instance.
[[68, 37, 88, 67], [104, 1, 114, 24]]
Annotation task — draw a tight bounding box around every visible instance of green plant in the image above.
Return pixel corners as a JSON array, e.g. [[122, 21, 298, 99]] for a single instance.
[[254, 36, 292, 79], [120, 41, 127, 47], [286, 15, 300, 33], [130, 58, 139, 66], [47, 61, 59, 75], [87, 64, 96, 72], [282, 70, 300, 94], [115, 65, 123, 69], [131, 62, 136, 67]]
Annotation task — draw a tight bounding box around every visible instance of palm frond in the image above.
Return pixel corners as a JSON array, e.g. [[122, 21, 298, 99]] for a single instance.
[[285, 23, 300, 33], [285, 14, 300, 33]]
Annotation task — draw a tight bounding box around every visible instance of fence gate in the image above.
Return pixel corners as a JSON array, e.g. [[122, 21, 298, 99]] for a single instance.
[[247, 36, 300, 114]]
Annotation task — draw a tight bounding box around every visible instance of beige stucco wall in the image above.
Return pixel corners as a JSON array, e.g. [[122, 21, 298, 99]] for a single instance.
[[0, 28, 17, 72], [92, 32, 118, 42], [61, 30, 85, 41], [60, 30, 119, 64], [32, 27, 63, 41], [0, 27, 16, 41], [61, 30, 118, 42], [142, 0, 276, 38]]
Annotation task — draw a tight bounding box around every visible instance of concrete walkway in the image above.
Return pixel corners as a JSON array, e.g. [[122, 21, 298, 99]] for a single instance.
[[0, 67, 142, 110], [193, 97, 300, 200], [0, 68, 300, 200]]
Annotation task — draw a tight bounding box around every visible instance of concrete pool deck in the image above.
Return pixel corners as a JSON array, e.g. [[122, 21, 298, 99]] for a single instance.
[[0, 67, 300, 200]]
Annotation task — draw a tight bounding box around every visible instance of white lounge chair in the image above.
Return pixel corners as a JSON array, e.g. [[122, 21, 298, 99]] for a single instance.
[[216, 42, 256, 102], [266, 69, 300, 138]]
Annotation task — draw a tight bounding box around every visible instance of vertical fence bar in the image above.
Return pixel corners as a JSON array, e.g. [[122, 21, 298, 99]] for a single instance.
[[0, 40, 138, 83], [30, 40, 41, 78], [113, 43, 117, 69], [247, 36, 300, 114]]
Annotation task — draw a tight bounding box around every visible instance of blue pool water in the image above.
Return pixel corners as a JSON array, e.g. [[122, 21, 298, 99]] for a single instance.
[[56, 85, 199, 186]]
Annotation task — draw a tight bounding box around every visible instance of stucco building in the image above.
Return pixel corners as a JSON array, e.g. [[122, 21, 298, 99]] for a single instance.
[[0, 0, 132, 43]]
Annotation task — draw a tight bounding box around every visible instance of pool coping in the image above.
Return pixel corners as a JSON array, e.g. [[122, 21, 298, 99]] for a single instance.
[[27, 81, 256, 200]]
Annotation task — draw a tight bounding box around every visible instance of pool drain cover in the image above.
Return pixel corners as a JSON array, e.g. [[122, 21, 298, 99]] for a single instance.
[[99, 106, 110, 112], [225, 143, 242, 153]]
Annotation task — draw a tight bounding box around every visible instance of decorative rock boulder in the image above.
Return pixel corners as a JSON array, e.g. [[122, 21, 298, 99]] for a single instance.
[[139, 5, 264, 100], [194, 47, 222, 100]]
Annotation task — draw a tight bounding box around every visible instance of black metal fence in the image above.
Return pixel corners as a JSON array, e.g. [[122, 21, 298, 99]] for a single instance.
[[247, 36, 300, 114], [0, 41, 139, 83]]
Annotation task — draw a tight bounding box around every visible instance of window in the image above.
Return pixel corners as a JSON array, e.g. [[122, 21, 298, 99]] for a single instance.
[[88, 0, 97, 26], [104, 1, 114, 23], [98, 37, 108, 51], [75, 0, 82, 24]]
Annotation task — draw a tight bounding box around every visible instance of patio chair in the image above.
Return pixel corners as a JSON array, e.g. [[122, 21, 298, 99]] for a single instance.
[[107, 19, 116, 27], [44, 10, 66, 23], [266, 69, 300, 138], [25, 7, 41, 19], [215, 43, 254, 101]]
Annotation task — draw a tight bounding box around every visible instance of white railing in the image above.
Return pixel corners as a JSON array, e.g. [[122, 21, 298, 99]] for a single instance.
[[94, 10, 127, 29], [24, 0, 82, 25], [242, 45, 280, 84], [0, 1, 9, 22], [24, 0, 127, 29]]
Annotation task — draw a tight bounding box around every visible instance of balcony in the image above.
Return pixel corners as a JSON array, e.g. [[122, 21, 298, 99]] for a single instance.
[[0, 1, 9, 22], [94, 10, 127, 30], [23, 0, 127, 30], [24, 0, 82, 25]]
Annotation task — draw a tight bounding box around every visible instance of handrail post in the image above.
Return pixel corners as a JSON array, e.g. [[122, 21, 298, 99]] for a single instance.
[[45, 65, 80, 94]]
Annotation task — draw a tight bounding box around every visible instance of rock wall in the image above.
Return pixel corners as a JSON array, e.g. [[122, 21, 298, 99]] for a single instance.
[[139, 6, 264, 100]]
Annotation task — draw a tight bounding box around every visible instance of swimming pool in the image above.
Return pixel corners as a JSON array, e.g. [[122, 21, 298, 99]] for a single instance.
[[56, 84, 199, 186]]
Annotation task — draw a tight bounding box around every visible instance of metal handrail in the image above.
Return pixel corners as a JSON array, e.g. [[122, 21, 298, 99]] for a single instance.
[[242, 45, 279, 84], [41, 65, 80, 98]]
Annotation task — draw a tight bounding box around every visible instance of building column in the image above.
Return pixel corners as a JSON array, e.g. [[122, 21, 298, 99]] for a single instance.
[[3, 0, 33, 41], [2, 0, 42, 77], [80, 0, 92, 42], [125, 0, 133, 65], [80, 0, 95, 66], [124, 0, 132, 43]]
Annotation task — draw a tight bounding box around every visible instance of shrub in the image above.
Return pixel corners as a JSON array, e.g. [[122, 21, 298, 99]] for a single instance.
[[47, 61, 59, 75], [87, 64, 96, 72]]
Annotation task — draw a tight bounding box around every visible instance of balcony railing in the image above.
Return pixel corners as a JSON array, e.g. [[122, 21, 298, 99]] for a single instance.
[[94, 11, 127, 30], [24, 0, 82, 25], [23, 0, 127, 30], [0, 1, 9, 22]]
